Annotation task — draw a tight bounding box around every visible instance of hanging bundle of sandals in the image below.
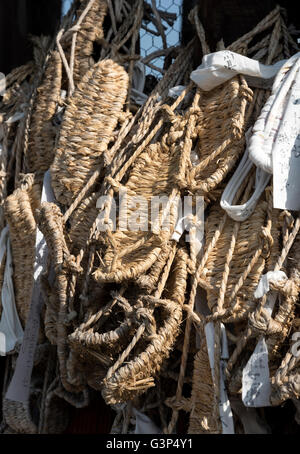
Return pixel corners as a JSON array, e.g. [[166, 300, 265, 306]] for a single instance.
[[0, 0, 299, 434]]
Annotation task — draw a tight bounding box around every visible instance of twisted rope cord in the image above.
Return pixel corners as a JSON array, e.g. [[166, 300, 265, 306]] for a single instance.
[[225, 215, 300, 378], [69, 0, 97, 97]]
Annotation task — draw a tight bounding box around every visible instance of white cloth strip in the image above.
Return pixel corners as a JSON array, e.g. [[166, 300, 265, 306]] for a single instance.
[[190, 50, 286, 91], [0, 226, 24, 355], [6, 170, 56, 403], [205, 322, 235, 434], [220, 142, 270, 221], [242, 270, 288, 408]]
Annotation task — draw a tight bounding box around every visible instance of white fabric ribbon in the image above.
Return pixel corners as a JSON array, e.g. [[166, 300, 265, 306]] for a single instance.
[[172, 197, 204, 258], [5, 111, 25, 125], [242, 270, 287, 408], [0, 226, 24, 355], [220, 129, 271, 221], [205, 322, 235, 434], [242, 336, 271, 408], [248, 52, 300, 210], [168, 85, 186, 98], [6, 170, 56, 403], [190, 50, 286, 91], [254, 271, 287, 299], [248, 52, 300, 173], [220, 52, 300, 217]]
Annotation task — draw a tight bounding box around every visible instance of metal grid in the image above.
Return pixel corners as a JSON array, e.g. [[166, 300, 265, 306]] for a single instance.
[[62, 0, 183, 79], [140, 0, 182, 77]]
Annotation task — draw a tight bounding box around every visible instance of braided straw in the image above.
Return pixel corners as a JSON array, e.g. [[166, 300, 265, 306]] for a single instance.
[[188, 333, 221, 434], [228, 6, 281, 53], [27, 51, 62, 174], [70, 0, 107, 86], [68, 191, 99, 254], [4, 175, 41, 326], [100, 246, 187, 404], [51, 59, 128, 206], [2, 398, 38, 434], [188, 76, 253, 194], [37, 202, 83, 392], [226, 215, 300, 381], [203, 196, 269, 322], [1, 62, 35, 112], [53, 39, 194, 228], [68, 244, 178, 391], [269, 229, 300, 405], [136, 243, 173, 292], [262, 212, 298, 359], [68, 289, 139, 377], [93, 139, 181, 284]]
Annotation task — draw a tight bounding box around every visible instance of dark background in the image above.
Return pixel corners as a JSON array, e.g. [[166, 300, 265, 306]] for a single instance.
[[1, 1, 300, 75]]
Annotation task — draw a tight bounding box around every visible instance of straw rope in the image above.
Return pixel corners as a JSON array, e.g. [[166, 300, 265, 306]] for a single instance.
[[27, 51, 62, 174], [4, 175, 41, 326]]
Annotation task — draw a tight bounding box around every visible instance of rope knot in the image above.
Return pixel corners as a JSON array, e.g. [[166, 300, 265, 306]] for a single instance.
[[134, 306, 154, 326], [187, 106, 201, 116], [160, 104, 177, 123], [248, 308, 282, 336], [240, 84, 254, 103], [63, 254, 83, 274], [260, 225, 273, 259], [269, 278, 299, 298], [113, 293, 133, 315], [183, 304, 202, 326]]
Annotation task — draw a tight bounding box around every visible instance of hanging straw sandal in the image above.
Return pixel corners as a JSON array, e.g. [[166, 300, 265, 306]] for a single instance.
[[4, 174, 41, 327], [68, 244, 188, 404], [100, 245, 188, 405], [51, 58, 129, 207]]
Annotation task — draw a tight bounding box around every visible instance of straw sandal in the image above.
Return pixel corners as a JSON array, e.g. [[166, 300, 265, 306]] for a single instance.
[[51, 59, 128, 206]]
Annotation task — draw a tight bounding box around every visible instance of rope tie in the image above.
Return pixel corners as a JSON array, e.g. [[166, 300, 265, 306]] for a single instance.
[[182, 304, 202, 326], [104, 175, 136, 196], [62, 254, 83, 275], [248, 308, 283, 336], [269, 278, 299, 298], [260, 224, 274, 259], [112, 293, 133, 316], [159, 104, 178, 124], [134, 307, 156, 339], [164, 396, 192, 413]]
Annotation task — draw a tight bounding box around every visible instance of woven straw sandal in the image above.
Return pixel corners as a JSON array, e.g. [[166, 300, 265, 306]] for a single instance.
[[201, 185, 275, 324], [100, 245, 188, 405], [68, 286, 146, 388], [270, 335, 300, 406], [268, 229, 300, 406], [224, 211, 299, 389], [4, 175, 41, 327], [93, 139, 182, 284], [270, 235, 300, 405], [186, 76, 253, 196], [69, 0, 107, 86], [51, 59, 128, 207], [67, 242, 182, 388], [36, 201, 84, 392], [27, 51, 62, 175]]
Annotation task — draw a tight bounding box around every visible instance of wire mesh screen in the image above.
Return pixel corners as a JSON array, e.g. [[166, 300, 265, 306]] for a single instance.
[[140, 0, 182, 78]]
